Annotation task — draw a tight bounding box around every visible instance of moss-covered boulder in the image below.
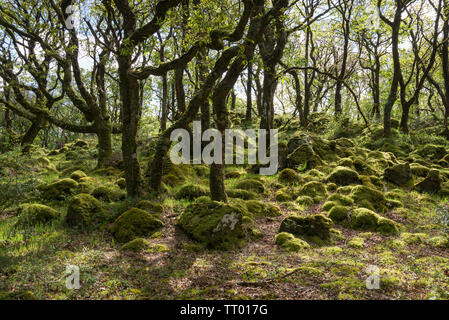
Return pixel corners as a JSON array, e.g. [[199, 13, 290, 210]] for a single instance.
[[279, 214, 333, 244], [227, 189, 259, 200], [328, 205, 349, 223], [274, 188, 292, 202], [65, 193, 108, 228], [298, 181, 326, 204], [287, 144, 322, 170], [384, 163, 413, 187], [278, 168, 300, 184], [414, 169, 441, 194], [412, 144, 447, 161], [117, 178, 126, 190], [111, 208, 164, 243], [327, 167, 360, 186], [410, 163, 430, 177], [15, 204, 59, 227], [350, 185, 386, 213], [177, 200, 248, 250], [120, 238, 150, 252], [349, 208, 399, 235], [245, 200, 282, 217], [176, 184, 208, 200], [297, 195, 315, 207], [136, 200, 163, 215], [235, 178, 266, 194], [40, 178, 79, 200], [275, 232, 310, 252], [70, 170, 87, 181], [91, 186, 126, 202]]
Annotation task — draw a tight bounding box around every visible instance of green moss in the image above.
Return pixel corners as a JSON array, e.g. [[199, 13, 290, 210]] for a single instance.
[[136, 200, 163, 215], [176, 184, 208, 200], [410, 163, 430, 177], [287, 144, 322, 170], [327, 193, 354, 206], [350, 185, 386, 213], [274, 189, 292, 202], [147, 243, 170, 253], [92, 186, 126, 202], [176, 200, 247, 250], [322, 201, 337, 212], [279, 214, 333, 244], [274, 232, 295, 245], [400, 232, 429, 245], [282, 238, 310, 252], [117, 178, 126, 190], [337, 158, 353, 167], [40, 178, 79, 200], [428, 236, 449, 248], [412, 144, 447, 161], [348, 237, 364, 248], [235, 179, 266, 194], [376, 217, 399, 235], [326, 183, 338, 192], [297, 195, 314, 207], [327, 166, 360, 186], [278, 168, 300, 184], [349, 208, 379, 231], [92, 167, 122, 177], [77, 176, 97, 194], [15, 204, 59, 227], [163, 174, 184, 187], [227, 189, 258, 200], [111, 208, 164, 243], [120, 238, 150, 252], [245, 200, 282, 217], [65, 193, 108, 228], [70, 170, 87, 181], [384, 163, 413, 187], [328, 205, 349, 223], [414, 169, 441, 194], [298, 181, 326, 204]]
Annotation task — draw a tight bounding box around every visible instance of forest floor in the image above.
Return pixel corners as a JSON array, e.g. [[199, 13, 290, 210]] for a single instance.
[[1, 121, 449, 300]]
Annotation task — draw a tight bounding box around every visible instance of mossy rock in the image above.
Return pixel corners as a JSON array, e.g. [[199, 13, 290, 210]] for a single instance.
[[349, 208, 378, 230], [278, 168, 300, 184], [353, 159, 377, 176], [227, 189, 259, 200], [274, 188, 292, 202], [414, 169, 441, 194], [274, 232, 310, 252], [297, 195, 315, 207], [235, 179, 266, 194], [92, 167, 122, 177], [322, 201, 337, 212], [410, 163, 430, 177], [15, 204, 59, 227], [120, 238, 150, 252], [298, 181, 326, 204], [350, 185, 386, 213], [326, 183, 338, 192], [111, 208, 164, 243], [244, 200, 282, 217], [412, 144, 447, 161], [65, 193, 108, 228], [136, 200, 163, 215], [337, 158, 354, 167], [287, 144, 322, 170], [225, 170, 243, 179], [328, 205, 349, 223], [77, 176, 97, 194], [176, 184, 208, 200], [327, 193, 354, 206], [348, 208, 398, 235], [117, 178, 126, 190], [279, 214, 333, 244], [384, 163, 413, 187], [40, 178, 79, 200], [70, 170, 87, 181], [327, 167, 360, 186], [176, 200, 248, 250], [92, 186, 126, 202], [163, 174, 184, 187]]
